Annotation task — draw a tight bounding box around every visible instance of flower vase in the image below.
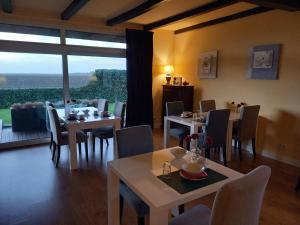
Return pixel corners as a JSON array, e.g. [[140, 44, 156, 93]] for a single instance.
[[190, 139, 202, 162]]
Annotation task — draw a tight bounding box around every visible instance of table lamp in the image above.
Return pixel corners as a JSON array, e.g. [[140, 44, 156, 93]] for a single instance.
[[164, 65, 174, 85]]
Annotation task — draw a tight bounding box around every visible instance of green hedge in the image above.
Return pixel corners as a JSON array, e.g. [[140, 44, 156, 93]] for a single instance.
[[0, 69, 127, 108]]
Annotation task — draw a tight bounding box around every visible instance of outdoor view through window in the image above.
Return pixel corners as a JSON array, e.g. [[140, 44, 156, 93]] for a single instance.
[[0, 32, 127, 126]]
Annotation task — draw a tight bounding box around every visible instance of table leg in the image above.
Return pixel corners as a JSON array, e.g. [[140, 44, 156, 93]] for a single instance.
[[108, 164, 120, 225], [113, 120, 121, 160], [149, 207, 168, 225], [68, 127, 78, 170], [226, 120, 233, 162], [163, 117, 170, 148]]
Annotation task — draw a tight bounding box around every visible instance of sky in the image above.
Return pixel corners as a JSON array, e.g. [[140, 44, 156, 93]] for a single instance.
[[0, 32, 127, 74]]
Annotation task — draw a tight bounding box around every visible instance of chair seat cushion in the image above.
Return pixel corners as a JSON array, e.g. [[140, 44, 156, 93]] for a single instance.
[[60, 131, 88, 145], [120, 182, 149, 217], [170, 125, 190, 139], [92, 126, 114, 139], [169, 204, 211, 225]]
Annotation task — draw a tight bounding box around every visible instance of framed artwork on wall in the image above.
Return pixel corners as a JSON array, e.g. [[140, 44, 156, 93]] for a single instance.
[[173, 77, 182, 86], [198, 50, 218, 79], [248, 44, 281, 80]]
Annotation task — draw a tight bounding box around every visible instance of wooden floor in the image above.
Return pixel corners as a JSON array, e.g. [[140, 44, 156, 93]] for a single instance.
[[0, 129, 299, 225]]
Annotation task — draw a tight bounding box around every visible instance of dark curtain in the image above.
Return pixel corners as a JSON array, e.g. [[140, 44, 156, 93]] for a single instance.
[[126, 29, 153, 128]]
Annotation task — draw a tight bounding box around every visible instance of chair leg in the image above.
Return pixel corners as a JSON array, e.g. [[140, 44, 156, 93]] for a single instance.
[[179, 204, 185, 214], [252, 138, 257, 158], [55, 145, 61, 168], [205, 147, 211, 159], [100, 138, 104, 160], [137, 217, 145, 225], [179, 138, 184, 147], [49, 132, 53, 150], [238, 140, 242, 160], [85, 141, 89, 163], [296, 176, 300, 191], [120, 195, 124, 223], [78, 143, 82, 154], [52, 142, 56, 161], [105, 138, 109, 146], [222, 144, 227, 167], [92, 134, 96, 153]]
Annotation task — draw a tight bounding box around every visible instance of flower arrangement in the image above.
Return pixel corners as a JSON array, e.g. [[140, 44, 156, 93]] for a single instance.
[[184, 133, 213, 161], [231, 101, 246, 112]]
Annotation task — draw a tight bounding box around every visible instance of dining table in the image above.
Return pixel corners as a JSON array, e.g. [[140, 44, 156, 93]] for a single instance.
[[107, 147, 243, 225], [57, 107, 121, 170], [163, 111, 240, 162]]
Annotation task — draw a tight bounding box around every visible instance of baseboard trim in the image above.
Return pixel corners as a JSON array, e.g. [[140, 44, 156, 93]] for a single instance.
[[243, 143, 300, 168], [0, 138, 50, 150]]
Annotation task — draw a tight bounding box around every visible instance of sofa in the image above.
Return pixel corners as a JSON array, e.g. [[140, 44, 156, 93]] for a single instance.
[[11, 102, 47, 132]]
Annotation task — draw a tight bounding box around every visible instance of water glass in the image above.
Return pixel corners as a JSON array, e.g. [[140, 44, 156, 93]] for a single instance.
[[162, 161, 171, 178]]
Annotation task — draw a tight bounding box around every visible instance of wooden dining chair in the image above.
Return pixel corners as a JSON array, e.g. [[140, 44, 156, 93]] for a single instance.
[[233, 105, 260, 160], [47, 106, 89, 167], [199, 109, 230, 166], [169, 165, 271, 225], [200, 100, 216, 113], [166, 101, 190, 147], [92, 101, 126, 159]]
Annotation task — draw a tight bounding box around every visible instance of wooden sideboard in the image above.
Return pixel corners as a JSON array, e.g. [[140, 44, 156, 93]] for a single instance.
[[161, 85, 194, 127]]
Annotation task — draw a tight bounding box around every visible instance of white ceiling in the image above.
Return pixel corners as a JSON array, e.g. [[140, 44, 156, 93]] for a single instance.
[[5, 0, 259, 31]]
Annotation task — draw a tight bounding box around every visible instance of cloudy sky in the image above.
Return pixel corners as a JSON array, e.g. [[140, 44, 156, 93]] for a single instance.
[[0, 32, 126, 74]]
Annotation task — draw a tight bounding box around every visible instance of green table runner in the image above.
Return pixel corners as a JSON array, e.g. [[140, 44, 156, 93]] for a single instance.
[[157, 168, 228, 194]]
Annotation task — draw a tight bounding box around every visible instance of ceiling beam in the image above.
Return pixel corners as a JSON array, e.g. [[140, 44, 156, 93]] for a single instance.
[[175, 6, 272, 35], [106, 0, 165, 26], [61, 0, 90, 20], [1, 0, 12, 13], [144, 0, 239, 30], [243, 0, 300, 11]]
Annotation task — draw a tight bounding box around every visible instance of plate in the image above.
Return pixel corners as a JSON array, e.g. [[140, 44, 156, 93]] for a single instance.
[[179, 170, 208, 181]]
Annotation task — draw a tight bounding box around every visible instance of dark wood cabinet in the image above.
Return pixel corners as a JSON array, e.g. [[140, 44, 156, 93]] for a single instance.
[[161, 85, 194, 127]]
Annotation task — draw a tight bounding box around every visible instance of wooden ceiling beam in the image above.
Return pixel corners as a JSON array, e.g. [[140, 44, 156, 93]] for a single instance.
[[243, 0, 300, 11], [61, 0, 90, 20], [1, 0, 12, 13], [175, 6, 272, 34], [106, 0, 165, 26], [144, 0, 239, 30]]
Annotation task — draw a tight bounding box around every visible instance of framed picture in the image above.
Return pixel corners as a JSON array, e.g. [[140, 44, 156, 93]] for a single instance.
[[173, 77, 182, 86], [248, 44, 281, 80], [198, 50, 218, 79]]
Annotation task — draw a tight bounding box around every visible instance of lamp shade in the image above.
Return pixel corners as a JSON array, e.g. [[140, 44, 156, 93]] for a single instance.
[[164, 65, 174, 75]]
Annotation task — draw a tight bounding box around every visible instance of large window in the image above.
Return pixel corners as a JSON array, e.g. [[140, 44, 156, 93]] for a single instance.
[[0, 24, 126, 129], [0, 52, 63, 125], [68, 55, 127, 112]]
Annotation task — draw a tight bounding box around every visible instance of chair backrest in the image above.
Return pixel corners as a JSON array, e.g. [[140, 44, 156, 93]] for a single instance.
[[98, 99, 108, 112], [200, 100, 216, 113], [166, 101, 184, 116], [45, 101, 54, 131], [46, 105, 62, 144], [237, 105, 260, 141], [116, 125, 153, 159], [210, 165, 271, 225], [114, 101, 126, 128], [205, 109, 230, 147]]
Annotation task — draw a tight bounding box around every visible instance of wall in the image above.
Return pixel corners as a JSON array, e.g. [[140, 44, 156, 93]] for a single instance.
[[153, 29, 175, 128], [154, 10, 300, 166]]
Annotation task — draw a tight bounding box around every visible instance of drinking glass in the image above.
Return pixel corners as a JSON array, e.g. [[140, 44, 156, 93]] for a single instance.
[[162, 161, 171, 178]]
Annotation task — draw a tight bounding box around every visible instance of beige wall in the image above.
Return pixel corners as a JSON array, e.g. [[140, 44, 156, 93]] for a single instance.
[[153, 30, 175, 128], [153, 10, 300, 166]]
